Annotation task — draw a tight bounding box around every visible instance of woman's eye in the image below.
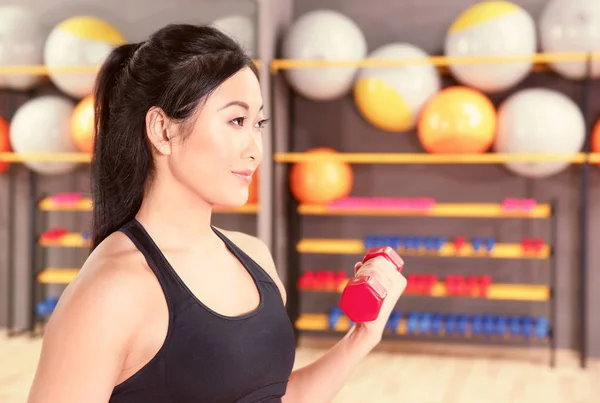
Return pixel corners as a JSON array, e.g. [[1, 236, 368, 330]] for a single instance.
[[232, 117, 245, 126], [256, 118, 271, 128]]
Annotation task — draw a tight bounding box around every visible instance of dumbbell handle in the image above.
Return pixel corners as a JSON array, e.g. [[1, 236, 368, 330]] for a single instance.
[[340, 246, 404, 323]]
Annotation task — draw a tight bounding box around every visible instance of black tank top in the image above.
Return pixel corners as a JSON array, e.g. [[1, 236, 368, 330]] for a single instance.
[[108, 219, 296, 403]]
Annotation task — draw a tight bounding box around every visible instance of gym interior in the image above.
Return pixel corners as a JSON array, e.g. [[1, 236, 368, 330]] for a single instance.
[[1, 0, 600, 402]]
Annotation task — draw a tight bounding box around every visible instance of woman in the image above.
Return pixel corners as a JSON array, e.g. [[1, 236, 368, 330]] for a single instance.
[[27, 24, 406, 403]]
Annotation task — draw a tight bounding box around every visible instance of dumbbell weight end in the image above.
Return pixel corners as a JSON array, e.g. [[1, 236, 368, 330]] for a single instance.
[[339, 246, 404, 323]]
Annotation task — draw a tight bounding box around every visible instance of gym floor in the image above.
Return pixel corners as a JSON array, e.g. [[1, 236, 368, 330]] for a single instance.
[[1, 333, 598, 403]]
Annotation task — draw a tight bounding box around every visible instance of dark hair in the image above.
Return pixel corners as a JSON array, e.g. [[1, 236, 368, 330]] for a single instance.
[[90, 24, 258, 249]]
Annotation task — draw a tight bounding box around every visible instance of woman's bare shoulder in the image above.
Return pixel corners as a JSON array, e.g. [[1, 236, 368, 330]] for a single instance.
[[27, 231, 157, 402]]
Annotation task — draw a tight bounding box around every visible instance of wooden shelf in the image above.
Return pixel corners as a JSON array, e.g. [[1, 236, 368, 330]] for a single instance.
[[38, 197, 259, 214], [274, 152, 588, 164], [37, 269, 79, 284], [298, 203, 551, 218], [305, 282, 549, 302], [297, 238, 550, 259]]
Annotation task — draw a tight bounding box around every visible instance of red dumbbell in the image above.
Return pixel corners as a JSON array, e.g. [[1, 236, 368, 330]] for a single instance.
[[339, 246, 404, 322]]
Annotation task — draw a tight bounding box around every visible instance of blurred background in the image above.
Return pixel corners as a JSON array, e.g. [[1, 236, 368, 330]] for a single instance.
[[1, 0, 600, 402]]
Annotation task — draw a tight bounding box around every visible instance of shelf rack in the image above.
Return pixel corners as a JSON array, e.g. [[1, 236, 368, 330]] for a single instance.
[[266, 52, 592, 368]]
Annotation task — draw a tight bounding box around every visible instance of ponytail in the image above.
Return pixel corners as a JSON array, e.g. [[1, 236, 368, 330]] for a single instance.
[[91, 42, 150, 250]]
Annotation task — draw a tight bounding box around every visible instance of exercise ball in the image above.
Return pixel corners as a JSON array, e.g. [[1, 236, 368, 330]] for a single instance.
[[44, 16, 126, 99], [418, 86, 497, 154], [591, 119, 600, 167], [282, 10, 367, 101], [71, 95, 95, 153], [494, 88, 585, 178], [0, 6, 44, 91], [212, 14, 256, 58], [247, 168, 258, 204], [354, 43, 441, 132], [10, 95, 79, 175], [540, 0, 600, 80], [0, 116, 11, 174], [290, 148, 353, 204], [444, 1, 536, 93]]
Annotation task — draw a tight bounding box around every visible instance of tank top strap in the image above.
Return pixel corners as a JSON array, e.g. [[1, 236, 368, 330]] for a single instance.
[[210, 226, 277, 286], [119, 219, 191, 311]]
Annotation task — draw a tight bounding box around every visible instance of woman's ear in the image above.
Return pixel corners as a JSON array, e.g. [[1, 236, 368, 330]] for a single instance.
[[145, 106, 172, 155]]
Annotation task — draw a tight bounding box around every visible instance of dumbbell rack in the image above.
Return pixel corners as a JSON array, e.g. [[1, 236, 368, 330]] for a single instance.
[[288, 198, 558, 367], [28, 184, 92, 336]]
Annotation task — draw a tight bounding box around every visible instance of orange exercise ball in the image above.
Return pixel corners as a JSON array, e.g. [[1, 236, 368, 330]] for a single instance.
[[418, 86, 497, 154], [71, 95, 95, 153], [289, 147, 353, 204], [247, 168, 258, 204], [0, 116, 10, 174], [591, 119, 600, 166]]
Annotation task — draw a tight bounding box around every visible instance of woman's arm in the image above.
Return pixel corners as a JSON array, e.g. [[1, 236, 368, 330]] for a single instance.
[[283, 325, 378, 403], [229, 231, 407, 403], [27, 263, 142, 403]]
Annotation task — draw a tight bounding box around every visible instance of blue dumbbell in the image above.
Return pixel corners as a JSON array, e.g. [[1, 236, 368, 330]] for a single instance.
[[471, 237, 483, 252], [485, 237, 495, 252], [483, 314, 496, 337], [535, 317, 549, 339], [415, 236, 425, 250], [363, 235, 376, 250], [457, 314, 469, 336], [495, 315, 508, 337], [388, 236, 402, 250], [431, 313, 444, 335], [509, 316, 521, 337], [386, 311, 402, 332], [435, 236, 446, 252], [407, 312, 420, 334], [471, 315, 483, 336], [521, 316, 534, 338], [348, 320, 355, 328], [404, 237, 415, 251], [419, 312, 432, 333], [328, 307, 343, 329], [445, 314, 457, 335], [81, 230, 91, 241]]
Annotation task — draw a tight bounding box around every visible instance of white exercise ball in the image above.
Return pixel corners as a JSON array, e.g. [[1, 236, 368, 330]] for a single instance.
[[540, 0, 600, 80], [212, 14, 256, 58], [494, 88, 585, 178], [282, 10, 367, 101], [0, 6, 44, 91], [354, 43, 441, 132], [444, 1, 536, 93], [10, 96, 79, 175], [44, 16, 126, 99]]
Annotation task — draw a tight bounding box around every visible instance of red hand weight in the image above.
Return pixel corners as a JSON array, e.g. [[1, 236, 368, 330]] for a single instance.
[[339, 246, 404, 323]]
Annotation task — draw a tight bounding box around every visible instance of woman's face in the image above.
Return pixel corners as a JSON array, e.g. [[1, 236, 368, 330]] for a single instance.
[[147, 66, 266, 208]]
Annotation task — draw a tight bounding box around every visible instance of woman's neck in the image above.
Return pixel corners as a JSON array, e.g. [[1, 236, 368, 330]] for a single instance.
[[135, 177, 216, 251]]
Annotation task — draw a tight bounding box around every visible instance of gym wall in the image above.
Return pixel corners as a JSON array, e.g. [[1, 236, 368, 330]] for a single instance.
[[286, 0, 600, 358]]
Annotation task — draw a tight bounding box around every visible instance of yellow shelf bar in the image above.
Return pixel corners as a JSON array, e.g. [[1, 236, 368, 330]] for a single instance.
[[38, 197, 258, 214], [274, 152, 587, 164], [297, 239, 550, 259], [39, 233, 89, 248], [322, 281, 549, 301], [270, 51, 600, 71], [37, 269, 79, 284], [2, 152, 599, 164], [295, 313, 549, 342], [298, 203, 551, 218], [0, 60, 262, 76]]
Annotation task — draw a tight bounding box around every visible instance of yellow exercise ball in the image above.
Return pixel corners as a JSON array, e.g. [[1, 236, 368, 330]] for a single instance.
[[444, 1, 536, 93], [44, 16, 126, 99], [354, 43, 441, 133]]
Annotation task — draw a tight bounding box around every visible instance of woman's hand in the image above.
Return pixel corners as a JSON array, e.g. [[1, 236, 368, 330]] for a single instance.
[[349, 255, 407, 347]]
